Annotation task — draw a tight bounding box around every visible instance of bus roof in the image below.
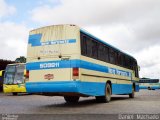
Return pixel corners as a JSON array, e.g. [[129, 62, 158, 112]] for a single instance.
[[7, 63, 26, 66], [30, 24, 77, 32]]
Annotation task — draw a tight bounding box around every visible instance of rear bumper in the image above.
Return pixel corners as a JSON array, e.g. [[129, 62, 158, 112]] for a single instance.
[[26, 81, 78, 93]]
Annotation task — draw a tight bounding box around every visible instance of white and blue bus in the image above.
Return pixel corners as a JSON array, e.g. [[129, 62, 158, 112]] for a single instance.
[[26, 24, 139, 103], [139, 79, 160, 90]]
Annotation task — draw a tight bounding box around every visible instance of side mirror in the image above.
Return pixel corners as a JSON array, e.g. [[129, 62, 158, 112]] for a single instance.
[[0, 70, 4, 77], [138, 66, 140, 71], [0, 71, 2, 77]]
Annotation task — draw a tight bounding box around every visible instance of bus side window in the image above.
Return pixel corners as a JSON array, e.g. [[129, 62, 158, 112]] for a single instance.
[[86, 37, 93, 57], [133, 66, 139, 78], [98, 43, 103, 61], [118, 52, 125, 67], [109, 49, 116, 64], [105, 47, 109, 62], [98, 43, 106, 62], [125, 56, 130, 69], [136, 67, 139, 77], [81, 34, 87, 56], [130, 58, 134, 70], [115, 51, 118, 65], [92, 40, 98, 59]]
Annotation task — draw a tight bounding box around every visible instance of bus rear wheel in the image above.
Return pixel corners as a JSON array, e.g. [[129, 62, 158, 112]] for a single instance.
[[96, 83, 111, 103], [64, 96, 80, 103], [129, 85, 135, 98], [12, 92, 18, 96]]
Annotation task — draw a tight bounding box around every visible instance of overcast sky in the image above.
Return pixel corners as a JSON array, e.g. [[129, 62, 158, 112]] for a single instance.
[[0, 0, 160, 78]]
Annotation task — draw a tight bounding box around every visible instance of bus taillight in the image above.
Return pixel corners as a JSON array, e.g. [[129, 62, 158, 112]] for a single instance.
[[73, 68, 79, 79], [26, 70, 29, 78]]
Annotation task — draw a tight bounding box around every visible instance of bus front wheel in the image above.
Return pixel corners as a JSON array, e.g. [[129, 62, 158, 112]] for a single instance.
[[129, 85, 135, 98], [64, 96, 80, 103], [96, 83, 111, 103]]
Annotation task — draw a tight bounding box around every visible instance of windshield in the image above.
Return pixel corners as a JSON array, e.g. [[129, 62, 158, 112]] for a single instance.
[[4, 65, 25, 84]]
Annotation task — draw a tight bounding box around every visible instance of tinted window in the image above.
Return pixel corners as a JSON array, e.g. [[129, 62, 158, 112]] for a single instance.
[[81, 35, 87, 55], [98, 43, 106, 61], [105, 47, 109, 62], [80, 32, 137, 71], [125, 56, 130, 68], [92, 40, 98, 59], [86, 37, 92, 57], [109, 49, 116, 64], [115, 51, 118, 65], [118, 53, 122, 66]]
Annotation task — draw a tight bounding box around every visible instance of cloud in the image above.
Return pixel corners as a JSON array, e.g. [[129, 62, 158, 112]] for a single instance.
[[134, 46, 160, 68], [30, 0, 160, 52], [0, 0, 16, 19], [0, 22, 29, 60], [134, 45, 160, 78], [30, 0, 160, 25]]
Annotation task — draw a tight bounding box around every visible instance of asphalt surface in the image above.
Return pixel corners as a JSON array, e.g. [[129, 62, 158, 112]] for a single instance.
[[0, 90, 160, 119]]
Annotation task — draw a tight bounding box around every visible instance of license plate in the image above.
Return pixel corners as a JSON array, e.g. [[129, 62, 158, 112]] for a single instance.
[[44, 74, 54, 80]]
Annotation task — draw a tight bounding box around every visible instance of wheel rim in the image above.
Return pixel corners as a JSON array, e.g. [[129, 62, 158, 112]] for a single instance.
[[106, 85, 111, 100]]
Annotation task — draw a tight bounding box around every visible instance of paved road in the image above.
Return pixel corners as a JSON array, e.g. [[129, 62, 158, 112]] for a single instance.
[[0, 90, 160, 120], [0, 89, 160, 114]]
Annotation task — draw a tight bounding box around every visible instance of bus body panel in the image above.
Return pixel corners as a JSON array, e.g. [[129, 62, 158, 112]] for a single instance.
[[26, 24, 139, 96], [26, 58, 136, 96], [27, 25, 80, 84]]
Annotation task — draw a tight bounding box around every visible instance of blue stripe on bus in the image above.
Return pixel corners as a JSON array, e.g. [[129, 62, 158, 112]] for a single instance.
[[26, 59, 131, 77], [139, 86, 160, 90], [26, 81, 132, 96], [28, 34, 76, 47]]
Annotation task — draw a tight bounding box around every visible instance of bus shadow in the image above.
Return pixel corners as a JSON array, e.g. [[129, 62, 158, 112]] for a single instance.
[[42, 96, 130, 108], [111, 96, 130, 101], [3, 93, 32, 96], [45, 99, 98, 108]]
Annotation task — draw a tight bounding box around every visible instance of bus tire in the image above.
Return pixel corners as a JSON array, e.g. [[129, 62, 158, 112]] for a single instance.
[[96, 83, 111, 103], [129, 85, 135, 98], [12, 93, 18, 96], [64, 96, 79, 103]]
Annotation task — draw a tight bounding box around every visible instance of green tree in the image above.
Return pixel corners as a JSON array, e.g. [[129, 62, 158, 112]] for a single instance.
[[15, 56, 26, 63]]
